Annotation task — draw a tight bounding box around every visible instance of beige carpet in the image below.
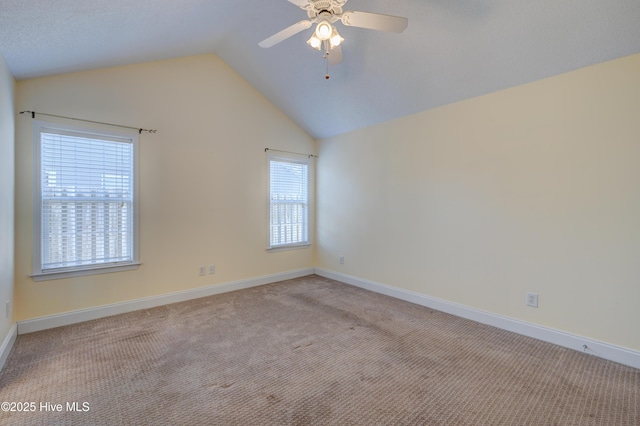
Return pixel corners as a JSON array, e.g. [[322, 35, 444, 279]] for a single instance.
[[0, 275, 638, 425]]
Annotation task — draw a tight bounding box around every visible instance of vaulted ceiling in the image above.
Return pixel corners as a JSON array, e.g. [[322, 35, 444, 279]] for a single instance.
[[2, 0, 640, 139]]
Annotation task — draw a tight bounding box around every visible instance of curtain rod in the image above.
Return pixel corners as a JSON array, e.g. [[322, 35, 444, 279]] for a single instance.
[[264, 147, 317, 158], [20, 110, 157, 134]]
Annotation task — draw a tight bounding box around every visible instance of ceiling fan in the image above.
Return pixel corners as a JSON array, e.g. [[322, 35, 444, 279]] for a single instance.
[[259, 0, 408, 68]]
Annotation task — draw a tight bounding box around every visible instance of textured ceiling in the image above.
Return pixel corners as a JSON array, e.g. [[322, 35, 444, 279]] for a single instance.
[[2, 0, 640, 139]]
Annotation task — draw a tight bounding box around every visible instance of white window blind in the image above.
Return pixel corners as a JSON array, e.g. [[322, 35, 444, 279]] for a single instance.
[[35, 123, 137, 276], [269, 156, 309, 248]]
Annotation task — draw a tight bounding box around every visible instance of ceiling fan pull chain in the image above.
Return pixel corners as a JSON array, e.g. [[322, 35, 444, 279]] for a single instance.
[[322, 40, 330, 79], [325, 55, 330, 79]]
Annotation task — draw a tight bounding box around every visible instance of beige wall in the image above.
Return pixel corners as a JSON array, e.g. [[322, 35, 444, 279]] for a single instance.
[[316, 53, 640, 352], [0, 54, 15, 340], [15, 54, 315, 321]]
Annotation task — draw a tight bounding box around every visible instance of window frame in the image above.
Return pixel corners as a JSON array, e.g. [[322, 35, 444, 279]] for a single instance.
[[31, 119, 140, 281], [267, 151, 312, 251]]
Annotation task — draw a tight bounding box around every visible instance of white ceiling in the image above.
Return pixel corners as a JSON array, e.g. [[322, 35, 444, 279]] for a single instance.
[[2, 0, 640, 139]]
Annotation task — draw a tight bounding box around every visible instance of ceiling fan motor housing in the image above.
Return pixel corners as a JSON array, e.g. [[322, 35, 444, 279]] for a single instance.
[[306, 0, 346, 21]]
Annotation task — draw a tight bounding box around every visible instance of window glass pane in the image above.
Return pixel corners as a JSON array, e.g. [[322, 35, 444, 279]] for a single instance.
[[40, 130, 134, 270], [269, 158, 309, 247]]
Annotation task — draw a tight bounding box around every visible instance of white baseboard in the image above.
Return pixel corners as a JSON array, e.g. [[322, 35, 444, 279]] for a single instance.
[[0, 324, 17, 371], [17, 268, 315, 335], [315, 267, 640, 370]]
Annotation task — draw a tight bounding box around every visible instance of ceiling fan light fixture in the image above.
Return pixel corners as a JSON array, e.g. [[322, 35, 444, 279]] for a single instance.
[[307, 34, 322, 50], [315, 20, 333, 40], [329, 27, 343, 48]]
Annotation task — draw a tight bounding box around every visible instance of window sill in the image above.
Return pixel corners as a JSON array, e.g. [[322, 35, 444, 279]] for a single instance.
[[266, 243, 312, 253], [31, 262, 141, 282]]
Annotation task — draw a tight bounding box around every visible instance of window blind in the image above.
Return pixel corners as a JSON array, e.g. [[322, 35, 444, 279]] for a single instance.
[[40, 129, 134, 270], [269, 158, 309, 247]]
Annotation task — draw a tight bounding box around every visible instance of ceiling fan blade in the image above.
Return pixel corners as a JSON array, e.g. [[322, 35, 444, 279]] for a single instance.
[[259, 20, 313, 48], [328, 45, 343, 65], [287, 0, 311, 9], [341, 11, 408, 33]]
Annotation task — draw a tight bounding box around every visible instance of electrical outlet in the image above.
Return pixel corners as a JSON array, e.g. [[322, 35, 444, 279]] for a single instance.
[[199, 266, 206, 276], [339, 255, 344, 265], [526, 292, 539, 308], [209, 265, 215, 275]]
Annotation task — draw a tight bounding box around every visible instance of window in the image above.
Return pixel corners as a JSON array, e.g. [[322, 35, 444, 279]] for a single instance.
[[32, 120, 139, 280], [268, 153, 310, 249]]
